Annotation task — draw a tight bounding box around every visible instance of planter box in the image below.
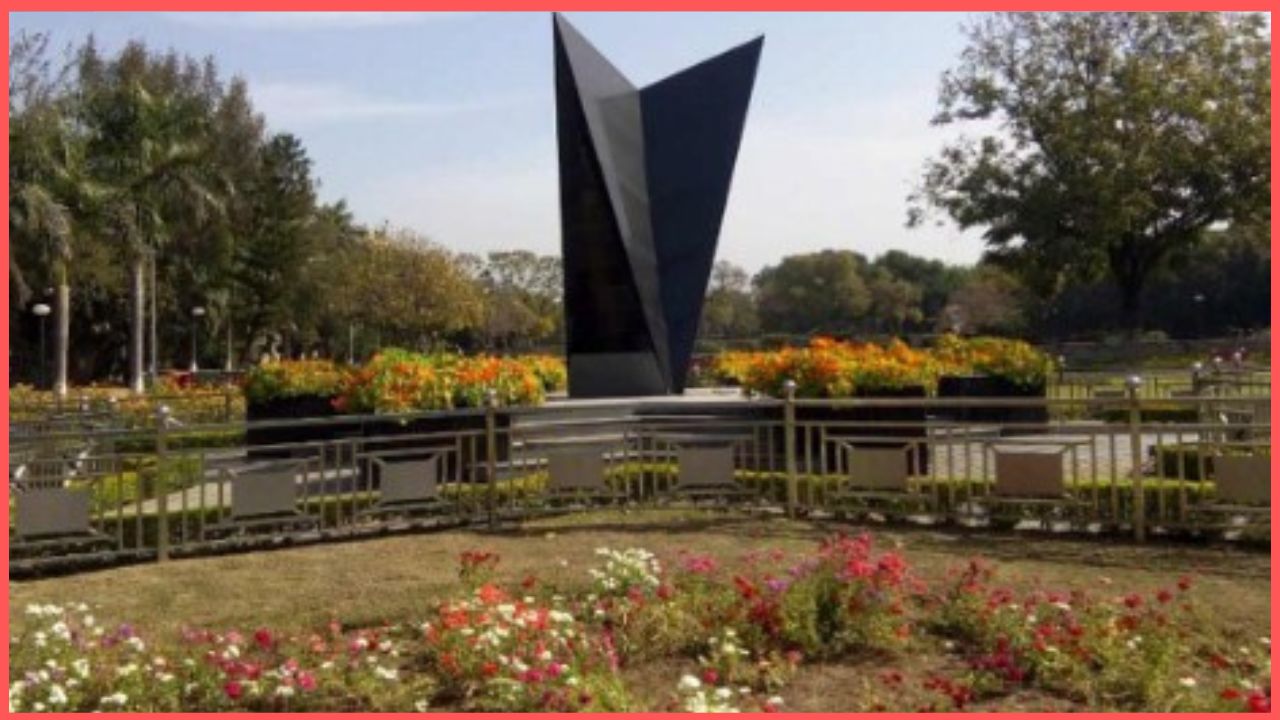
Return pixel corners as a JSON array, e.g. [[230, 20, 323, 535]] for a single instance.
[[245, 399, 511, 479], [936, 375, 1048, 431], [245, 395, 342, 459]]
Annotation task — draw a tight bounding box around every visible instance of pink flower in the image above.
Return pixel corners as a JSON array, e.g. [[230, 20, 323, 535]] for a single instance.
[[223, 680, 243, 700], [297, 672, 317, 692]]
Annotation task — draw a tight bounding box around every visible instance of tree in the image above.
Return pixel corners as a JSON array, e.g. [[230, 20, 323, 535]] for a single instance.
[[754, 250, 871, 336], [478, 251, 562, 350], [9, 32, 81, 394], [231, 133, 319, 359], [77, 40, 226, 391], [910, 12, 1271, 332], [700, 260, 758, 339], [870, 250, 969, 330], [866, 269, 924, 335], [939, 265, 1026, 336]]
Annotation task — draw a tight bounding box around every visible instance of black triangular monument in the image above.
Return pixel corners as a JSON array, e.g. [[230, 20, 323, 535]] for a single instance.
[[554, 13, 762, 397]]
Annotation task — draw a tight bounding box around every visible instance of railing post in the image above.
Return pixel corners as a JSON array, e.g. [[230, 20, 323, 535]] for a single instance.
[[1126, 376, 1145, 543], [783, 380, 798, 518], [155, 404, 171, 562], [485, 389, 499, 529]]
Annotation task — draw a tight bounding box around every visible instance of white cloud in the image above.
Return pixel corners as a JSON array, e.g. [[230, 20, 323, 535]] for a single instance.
[[251, 81, 533, 127], [162, 12, 469, 31]]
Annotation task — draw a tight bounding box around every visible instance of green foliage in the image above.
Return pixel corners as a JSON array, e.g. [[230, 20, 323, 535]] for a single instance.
[[912, 12, 1271, 330]]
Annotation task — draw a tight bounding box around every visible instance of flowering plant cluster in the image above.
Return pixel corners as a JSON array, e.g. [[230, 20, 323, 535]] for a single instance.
[[10, 538, 1266, 713], [241, 359, 348, 404], [925, 559, 1271, 712], [932, 334, 1055, 388], [239, 350, 565, 413], [333, 349, 558, 413], [709, 335, 1054, 397]]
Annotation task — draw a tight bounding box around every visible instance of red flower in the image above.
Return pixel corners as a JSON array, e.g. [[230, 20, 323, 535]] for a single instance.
[[1246, 690, 1271, 713], [1123, 594, 1143, 609], [1155, 589, 1173, 604], [521, 574, 538, 590], [1221, 688, 1242, 700], [702, 668, 720, 685], [1177, 575, 1194, 592], [223, 681, 243, 700], [254, 628, 274, 650], [481, 661, 499, 678], [656, 583, 675, 601], [477, 584, 506, 605]]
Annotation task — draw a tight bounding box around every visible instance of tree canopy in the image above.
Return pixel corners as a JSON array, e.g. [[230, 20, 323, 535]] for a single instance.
[[910, 12, 1270, 330]]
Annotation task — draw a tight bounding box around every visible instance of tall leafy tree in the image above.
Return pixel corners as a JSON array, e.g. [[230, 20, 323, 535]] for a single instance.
[[910, 12, 1270, 331], [754, 250, 871, 336], [9, 32, 88, 394], [77, 40, 225, 391]]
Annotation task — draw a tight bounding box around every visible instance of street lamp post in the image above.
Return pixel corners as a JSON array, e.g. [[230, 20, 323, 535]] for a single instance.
[[190, 306, 206, 373], [32, 303, 51, 389]]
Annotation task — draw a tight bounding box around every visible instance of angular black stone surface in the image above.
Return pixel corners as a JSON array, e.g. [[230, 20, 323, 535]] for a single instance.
[[554, 13, 762, 397]]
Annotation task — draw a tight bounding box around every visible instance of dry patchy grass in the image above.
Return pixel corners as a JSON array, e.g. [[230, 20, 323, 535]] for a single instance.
[[10, 509, 1270, 711]]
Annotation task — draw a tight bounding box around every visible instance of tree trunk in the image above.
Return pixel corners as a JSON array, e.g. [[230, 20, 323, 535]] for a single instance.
[[129, 256, 146, 394], [148, 249, 158, 381], [1117, 273, 1145, 338], [53, 263, 70, 397]]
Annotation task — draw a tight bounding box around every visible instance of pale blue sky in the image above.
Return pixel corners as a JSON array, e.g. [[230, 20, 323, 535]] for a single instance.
[[10, 11, 988, 271]]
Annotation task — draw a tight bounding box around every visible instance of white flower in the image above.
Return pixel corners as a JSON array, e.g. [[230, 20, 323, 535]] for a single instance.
[[767, 696, 785, 707], [82, 615, 96, 628], [47, 685, 67, 706], [275, 685, 295, 698], [98, 691, 128, 707], [414, 699, 430, 712], [715, 687, 734, 700], [678, 674, 703, 692], [1179, 677, 1198, 688], [72, 659, 90, 679], [374, 666, 399, 682], [125, 636, 146, 653], [50, 621, 71, 641], [116, 663, 139, 678]]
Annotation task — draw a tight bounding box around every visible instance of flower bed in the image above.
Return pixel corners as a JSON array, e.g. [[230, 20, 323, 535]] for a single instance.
[[239, 352, 564, 460], [10, 537, 1269, 712], [241, 351, 566, 416], [709, 335, 1054, 399]]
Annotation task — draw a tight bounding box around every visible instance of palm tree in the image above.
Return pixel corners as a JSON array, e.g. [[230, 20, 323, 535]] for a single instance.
[[81, 57, 224, 393], [9, 93, 84, 396]]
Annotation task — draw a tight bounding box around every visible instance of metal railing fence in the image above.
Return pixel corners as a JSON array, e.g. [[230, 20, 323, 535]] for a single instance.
[[9, 390, 1270, 575]]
